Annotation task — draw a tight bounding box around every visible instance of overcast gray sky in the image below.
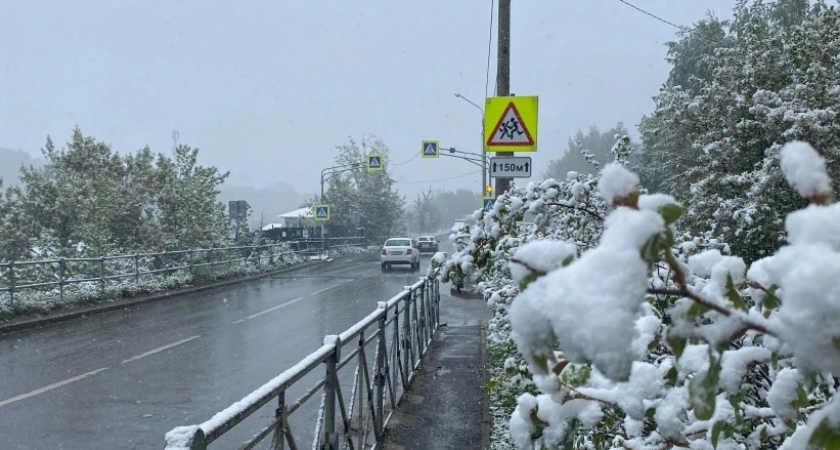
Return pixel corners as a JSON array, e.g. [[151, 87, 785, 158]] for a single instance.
[[0, 0, 735, 200]]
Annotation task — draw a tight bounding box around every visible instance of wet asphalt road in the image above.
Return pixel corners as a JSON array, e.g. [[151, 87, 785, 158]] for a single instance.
[[0, 248, 445, 450]]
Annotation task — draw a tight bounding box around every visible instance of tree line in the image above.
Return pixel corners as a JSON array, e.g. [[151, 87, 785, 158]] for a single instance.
[[0, 127, 231, 262], [544, 0, 839, 264]]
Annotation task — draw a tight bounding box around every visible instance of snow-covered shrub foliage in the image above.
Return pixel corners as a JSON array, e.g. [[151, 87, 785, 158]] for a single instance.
[[503, 141, 840, 449], [637, 0, 840, 263], [434, 136, 640, 448], [0, 242, 309, 319]]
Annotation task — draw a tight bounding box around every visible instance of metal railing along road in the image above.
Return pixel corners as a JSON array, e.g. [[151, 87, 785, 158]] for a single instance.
[[163, 275, 441, 450], [0, 238, 366, 309]]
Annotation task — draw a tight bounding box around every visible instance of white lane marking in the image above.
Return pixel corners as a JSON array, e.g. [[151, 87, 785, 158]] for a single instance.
[[0, 367, 110, 408], [309, 280, 352, 296], [121, 335, 201, 364], [232, 297, 304, 324]]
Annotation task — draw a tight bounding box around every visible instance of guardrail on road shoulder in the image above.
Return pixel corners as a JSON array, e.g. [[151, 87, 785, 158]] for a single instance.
[[163, 275, 441, 450], [0, 238, 366, 312]]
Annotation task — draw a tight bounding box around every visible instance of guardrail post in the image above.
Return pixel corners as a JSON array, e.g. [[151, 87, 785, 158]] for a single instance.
[[401, 288, 411, 384], [162, 250, 168, 276], [434, 279, 440, 327], [58, 258, 65, 303], [270, 390, 286, 450], [99, 256, 106, 294], [426, 279, 437, 332], [412, 287, 422, 358], [134, 253, 140, 284], [7, 261, 15, 308], [322, 335, 341, 450], [187, 249, 193, 276], [256, 244, 261, 270], [375, 302, 387, 437], [164, 426, 207, 450], [418, 282, 427, 351]]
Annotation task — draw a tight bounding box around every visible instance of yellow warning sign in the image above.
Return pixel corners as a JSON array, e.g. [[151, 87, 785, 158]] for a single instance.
[[483, 96, 538, 153]]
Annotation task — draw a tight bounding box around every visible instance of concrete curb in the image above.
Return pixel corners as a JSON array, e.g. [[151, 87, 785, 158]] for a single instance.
[[480, 319, 492, 450], [450, 287, 485, 300], [0, 254, 359, 335]]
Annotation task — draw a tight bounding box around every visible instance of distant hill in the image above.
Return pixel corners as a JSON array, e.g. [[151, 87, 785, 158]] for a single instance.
[[0, 147, 42, 187]]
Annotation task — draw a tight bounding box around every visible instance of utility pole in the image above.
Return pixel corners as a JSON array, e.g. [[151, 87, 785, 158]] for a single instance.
[[494, 0, 512, 198]]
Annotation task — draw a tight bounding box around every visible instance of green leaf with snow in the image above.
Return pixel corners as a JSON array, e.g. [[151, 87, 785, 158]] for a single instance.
[[666, 329, 687, 359], [561, 254, 575, 267], [725, 273, 748, 311], [797, 386, 811, 408], [711, 421, 724, 448], [560, 363, 591, 388], [808, 416, 840, 450], [687, 301, 710, 319], [665, 366, 679, 387], [728, 392, 744, 425], [517, 270, 546, 291], [759, 426, 769, 443], [762, 286, 781, 309], [659, 203, 684, 225], [689, 357, 720, 421], [640, 233, 664, 263]]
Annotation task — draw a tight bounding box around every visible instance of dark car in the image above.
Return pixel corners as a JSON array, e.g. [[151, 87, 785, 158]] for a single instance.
[[416, 236, 439, 254]]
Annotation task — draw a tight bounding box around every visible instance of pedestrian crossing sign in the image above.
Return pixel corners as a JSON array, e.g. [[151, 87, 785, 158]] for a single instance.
[[421, 140, 439, 158], [367, 154, 384, 172], [314, 204, 330, 221], [482, 196, 496, 212]]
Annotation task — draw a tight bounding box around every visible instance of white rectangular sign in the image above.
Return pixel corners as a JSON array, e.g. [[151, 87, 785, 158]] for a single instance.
[[489, 157, 532, 178]]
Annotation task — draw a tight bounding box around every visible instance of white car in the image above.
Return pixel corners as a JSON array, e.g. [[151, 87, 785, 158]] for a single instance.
[[380, 237, 421, 271]]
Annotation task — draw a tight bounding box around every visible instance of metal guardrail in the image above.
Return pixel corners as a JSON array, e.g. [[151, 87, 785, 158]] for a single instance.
[[0, 237, 366, 308], [163, 275, 441, 450]]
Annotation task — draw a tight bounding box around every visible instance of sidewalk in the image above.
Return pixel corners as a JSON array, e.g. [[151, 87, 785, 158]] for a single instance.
[[383, 289, 493, 450]]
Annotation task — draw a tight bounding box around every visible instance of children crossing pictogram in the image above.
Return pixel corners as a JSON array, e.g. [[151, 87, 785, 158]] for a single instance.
[[486, 102, 534, 146]]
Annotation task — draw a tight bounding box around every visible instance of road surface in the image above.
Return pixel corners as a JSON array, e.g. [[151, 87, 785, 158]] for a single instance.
[[0, 247, 447, 450]]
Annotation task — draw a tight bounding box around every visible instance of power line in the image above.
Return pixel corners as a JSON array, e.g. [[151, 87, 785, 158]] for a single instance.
[[485, 0, 495, 99], [395, 170, 482, 184], [615, 0, 687, 31], [390, 152, 419, 166]]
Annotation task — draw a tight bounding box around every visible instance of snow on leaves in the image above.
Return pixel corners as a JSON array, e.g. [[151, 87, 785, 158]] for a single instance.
[[437, 133, 840, 449]]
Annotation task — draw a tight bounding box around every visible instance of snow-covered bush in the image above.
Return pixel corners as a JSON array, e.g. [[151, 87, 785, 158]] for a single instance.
[[0, 242, 310, 319], [437, 138, 840, 448], [637, 0, 840, 263], [433, 136, 635, 448]]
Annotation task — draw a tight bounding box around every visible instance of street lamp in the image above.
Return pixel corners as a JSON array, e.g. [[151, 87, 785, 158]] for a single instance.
[[454, 92, 489, 196], [318, 162, 364, 241], [321, 162, 364, 202]]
